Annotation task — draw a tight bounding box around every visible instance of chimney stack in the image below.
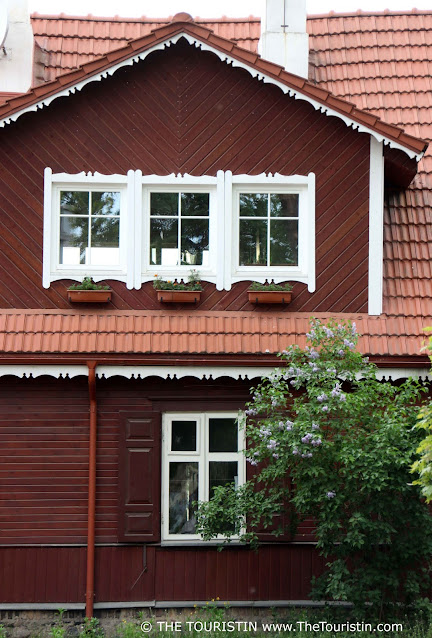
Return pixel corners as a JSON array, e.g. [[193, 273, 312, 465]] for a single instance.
[[0, 0, 33, 93], [259, 0, 309, 79]]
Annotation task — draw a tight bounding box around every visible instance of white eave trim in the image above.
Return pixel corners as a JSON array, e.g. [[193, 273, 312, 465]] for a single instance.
[[0, 32, 423, 162], [368, 137, 384, 315], [0, 364, 428, 382]]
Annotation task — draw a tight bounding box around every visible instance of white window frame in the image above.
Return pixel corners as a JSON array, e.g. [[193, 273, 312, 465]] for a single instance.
[[43, 168, 134, 288], [161, 411, 245, 544], [43, 169, 315, 293], [139, 172, 224, 289], [224, 171, 316, 292]]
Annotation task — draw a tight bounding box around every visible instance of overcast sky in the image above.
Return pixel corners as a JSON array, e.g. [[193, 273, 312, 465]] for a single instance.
[[28, 0, 431, 18]]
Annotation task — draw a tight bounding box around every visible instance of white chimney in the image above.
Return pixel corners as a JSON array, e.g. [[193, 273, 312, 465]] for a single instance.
[[259, 0, 309, 79], [0, 0, 33, 93]]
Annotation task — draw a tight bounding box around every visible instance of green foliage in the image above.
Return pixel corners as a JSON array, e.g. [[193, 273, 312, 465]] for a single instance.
[[153, 269, 202, 291], [79, 618, 104, 638], [197, 319, 432, 618], [248, 281, 293, 292], [50, 609, 66, 638], [116, 619, 143, 638], [0, 625, 6, 638], [69, 277, 110, 291], [412, 331, 432, 501]]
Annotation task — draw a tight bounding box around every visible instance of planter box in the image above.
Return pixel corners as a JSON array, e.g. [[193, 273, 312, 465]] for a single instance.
[[157, 290, 201, 303], [68, 289, 112, 303], [247, 290, 292, 304]]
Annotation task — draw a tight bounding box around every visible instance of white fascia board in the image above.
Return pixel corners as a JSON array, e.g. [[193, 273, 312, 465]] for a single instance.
[[96, 365, 274, 380], [0, 364, 428, 382], [368, 137, 384, 315], [0, 33, 422, 162], [0, 365, 87, 379]]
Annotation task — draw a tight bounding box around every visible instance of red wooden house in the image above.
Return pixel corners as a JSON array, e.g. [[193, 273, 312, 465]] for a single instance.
[[0, 0, 431, 613]]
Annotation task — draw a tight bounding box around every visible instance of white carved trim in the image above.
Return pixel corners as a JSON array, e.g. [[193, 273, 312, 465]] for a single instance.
[[0, 365, 87, 379], [96, 365, 272, 380], [375, 367, 430, 381], [368, 138, 384, 315], [126, 169, 135, 290], [0, 32, 421, 161], [0, 365, 427, 382]]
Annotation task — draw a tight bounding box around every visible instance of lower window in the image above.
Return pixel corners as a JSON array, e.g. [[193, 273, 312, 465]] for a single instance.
[[162, 412, 245, 542]]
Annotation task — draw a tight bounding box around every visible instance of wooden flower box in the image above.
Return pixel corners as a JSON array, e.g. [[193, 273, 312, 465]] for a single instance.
[[247, 290, 292, 304], [157, 290, 201, 303], [67, 289, 112, 303]]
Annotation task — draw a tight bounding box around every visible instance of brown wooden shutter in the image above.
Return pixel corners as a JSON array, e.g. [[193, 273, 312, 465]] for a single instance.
[[118, 412, 161, 542]]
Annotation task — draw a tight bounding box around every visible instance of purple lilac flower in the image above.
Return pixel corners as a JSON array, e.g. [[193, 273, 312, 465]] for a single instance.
[[267, 439, 278, 450], [309, 349, 320, 360], [326, 367, 337, 375], [311, 438, 322, 447], [292, 448, 299, 455], [324, 328, 334, 338], [301, 433, 313, 443], [351, 322, 357, 336], [317, 393, 328, 402], [338, 349, 345, 357], [339, 394, 346, 402], [311, 423, 320, 430], [343, 339, 355, 349], [245, 408, 257, 416], [326, 491, 336, 499], [272, 453, 279, 459], [322, 405, 329, 412], [302, 452, 313, 458]]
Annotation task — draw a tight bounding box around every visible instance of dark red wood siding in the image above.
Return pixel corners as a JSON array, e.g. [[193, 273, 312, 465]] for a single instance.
[[0, 376, 322, 603], [0, 40, 369, 312]]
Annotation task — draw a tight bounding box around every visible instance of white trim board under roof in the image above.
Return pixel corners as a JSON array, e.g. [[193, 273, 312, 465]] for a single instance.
[[0, 365, 428, 382], [0, 30, 425, 162]]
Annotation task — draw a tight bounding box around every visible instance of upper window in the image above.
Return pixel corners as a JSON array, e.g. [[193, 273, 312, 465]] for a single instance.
[[59, 190, 121, 266], [239, 192, 299, 267], [43, 169, 315, 292], [149, 192, 210, 267], [162, 412, 245, 542]]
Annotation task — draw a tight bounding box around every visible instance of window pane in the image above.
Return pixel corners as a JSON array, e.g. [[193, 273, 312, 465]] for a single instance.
[[181, 219, 209, 266], [270, 193, 299, 218], [91, 192, 120, 216], [151, 193, 178, 216], [60, 217, 89, 265], [172, 421, 197, 452], [270, 219, 298, 266], [60, 191, 89, 216], [169, 462, 198, 534], [150, 218, 178, 266], [181, 193, 209, 217], [90, 218, 120, 265], [239, 219, 267, 266], [209, 418, 237, 452], [239, 193, 268, 217], [209, 461, 238, 498]]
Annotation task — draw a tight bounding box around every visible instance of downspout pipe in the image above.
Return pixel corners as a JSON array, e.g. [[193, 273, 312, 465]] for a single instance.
[[86, 361, 97, 618]]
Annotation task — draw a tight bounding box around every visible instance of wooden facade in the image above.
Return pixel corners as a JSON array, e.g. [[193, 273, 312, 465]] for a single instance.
[[0, 40, 369, 312], [0, 376, 321, 603]]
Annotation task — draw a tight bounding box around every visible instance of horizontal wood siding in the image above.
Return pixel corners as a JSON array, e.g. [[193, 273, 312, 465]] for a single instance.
[[0, 544, 323, 603], [0, 41, 369, 312]]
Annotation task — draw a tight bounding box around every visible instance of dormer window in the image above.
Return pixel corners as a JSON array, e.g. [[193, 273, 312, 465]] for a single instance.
[[44, 169, 315, 292]]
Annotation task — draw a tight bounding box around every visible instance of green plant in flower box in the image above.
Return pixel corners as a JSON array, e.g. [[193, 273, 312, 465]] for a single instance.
[[153, 269, 203, 291]]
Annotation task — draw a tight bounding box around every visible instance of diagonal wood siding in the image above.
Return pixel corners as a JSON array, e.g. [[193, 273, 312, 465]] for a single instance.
[[0, 40, 369, 312]]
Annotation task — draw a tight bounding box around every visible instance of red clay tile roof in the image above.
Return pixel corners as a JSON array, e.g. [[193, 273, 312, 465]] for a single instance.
[[0, 309, 428, 359], [307, 11, 432, 324], [31, 14, 260, 78], [0, 16, 426, 161]]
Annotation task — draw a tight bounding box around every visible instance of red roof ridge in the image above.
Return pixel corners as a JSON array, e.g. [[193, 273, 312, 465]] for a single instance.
[[2, 17, 427, 158], [308, 8, 432, 18], [30, 12, 260, 23]]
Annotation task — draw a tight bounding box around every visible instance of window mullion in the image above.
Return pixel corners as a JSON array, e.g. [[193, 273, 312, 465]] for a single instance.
[[87, 191, 92, 266]]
